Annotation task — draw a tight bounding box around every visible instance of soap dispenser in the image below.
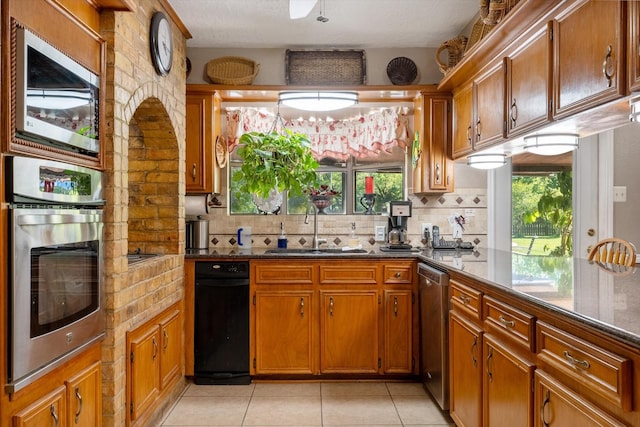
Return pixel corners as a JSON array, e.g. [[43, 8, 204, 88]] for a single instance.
[[348, 222, 359, 248], [278, 222, 287, 248]]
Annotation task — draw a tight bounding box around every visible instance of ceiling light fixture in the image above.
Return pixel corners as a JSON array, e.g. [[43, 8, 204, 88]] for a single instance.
[[279, 91, 358, 112], [523, 133, 579, 156], [466, 152, 507, 170], [317, 0, 329, 22]]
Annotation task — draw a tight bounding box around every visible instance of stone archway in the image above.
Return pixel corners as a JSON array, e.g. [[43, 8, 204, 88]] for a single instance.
[[127, 97, 180, 255]]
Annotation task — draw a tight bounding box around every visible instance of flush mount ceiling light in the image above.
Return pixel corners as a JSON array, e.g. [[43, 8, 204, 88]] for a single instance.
[[279, 91, 358, 112], [523, 133, 579, 156], [466, 152, 507, 170]]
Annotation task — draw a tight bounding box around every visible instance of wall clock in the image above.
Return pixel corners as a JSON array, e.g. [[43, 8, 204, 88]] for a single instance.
[[150, 11, 173, 76]]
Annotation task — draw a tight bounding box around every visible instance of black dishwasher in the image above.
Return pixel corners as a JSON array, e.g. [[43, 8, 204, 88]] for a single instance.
[[194, 261, 250, 384]]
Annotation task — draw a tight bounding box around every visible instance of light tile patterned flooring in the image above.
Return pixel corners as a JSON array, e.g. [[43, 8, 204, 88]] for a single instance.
[[161, 381, 455, 426]]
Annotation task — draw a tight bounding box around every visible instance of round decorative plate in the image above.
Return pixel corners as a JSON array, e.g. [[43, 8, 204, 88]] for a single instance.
[[386, 57, 418, 85], [215, 135, 228, 168]]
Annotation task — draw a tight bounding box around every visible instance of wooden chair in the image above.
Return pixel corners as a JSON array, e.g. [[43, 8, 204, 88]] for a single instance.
[[588, 237, 637, 274]]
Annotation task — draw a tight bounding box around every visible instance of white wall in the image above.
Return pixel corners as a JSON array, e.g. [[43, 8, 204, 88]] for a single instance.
[[614, 122, 640, 247]]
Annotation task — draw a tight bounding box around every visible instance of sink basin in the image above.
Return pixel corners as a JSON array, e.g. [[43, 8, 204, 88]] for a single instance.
[[264, 248, 368, 254]]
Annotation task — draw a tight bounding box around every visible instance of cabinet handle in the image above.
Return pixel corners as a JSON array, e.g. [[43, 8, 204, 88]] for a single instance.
[[563, 350, 590, 369], [50, 404, 59, 427], [329, 297, 334, 317], [602, 44, 614, 88], [510, 98, 518, 127], [476, 119, 482, 141], [498, 315, 515, 329], [458, 294, 470, 305], [486, 347, 493, 382], [435, 163, 441, 184], [466, 123, 472, 145], [394, 272, 401, 278], [394, 296, 398, 317], [471, 336, 478, 367], [75, 386, 83, 424], [541, 390, 551, 427], [152, 336, 158, 361], [163, 329, 169, 352], [191, 163, 197, 181], [300, 297, 305, 318]]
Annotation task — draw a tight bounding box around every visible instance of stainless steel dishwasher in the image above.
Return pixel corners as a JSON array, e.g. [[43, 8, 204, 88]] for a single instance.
[[418, 262, 450, 411]]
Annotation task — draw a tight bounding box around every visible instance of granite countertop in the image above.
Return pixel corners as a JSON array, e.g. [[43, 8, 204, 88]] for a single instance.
[[185, 246, 640, 348]]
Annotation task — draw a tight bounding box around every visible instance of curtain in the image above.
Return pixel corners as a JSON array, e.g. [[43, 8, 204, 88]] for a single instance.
[[226, 107, 411, 160]]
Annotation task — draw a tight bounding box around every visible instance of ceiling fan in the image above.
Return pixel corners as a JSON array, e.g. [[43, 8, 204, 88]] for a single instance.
[[289, 0, 319, 19]]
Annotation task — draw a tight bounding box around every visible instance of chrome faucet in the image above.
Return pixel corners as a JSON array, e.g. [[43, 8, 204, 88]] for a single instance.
[[305, 202, 327, 250]]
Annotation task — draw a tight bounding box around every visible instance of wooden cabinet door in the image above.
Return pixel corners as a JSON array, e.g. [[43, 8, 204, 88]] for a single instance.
[[452, 84, 474, 159], [66, 361, 102, 427], [449, 310, 483, 427], [506, 23, 551, 137], [128, 325, 160, 422], [552, 0, 625, 119], [629, 1, 640, 92], [160, 309, 182, 390], [473, 61, 506, 151], [383, 290, 413, 373], [186, 90, 221, 194], [13, 386, 67, 427], [424, 96, 453, 192], [483, 335, 535, 427], [534, 370, 626, 427], [320, 290, 379, 373], [254, 291, 315, 374]]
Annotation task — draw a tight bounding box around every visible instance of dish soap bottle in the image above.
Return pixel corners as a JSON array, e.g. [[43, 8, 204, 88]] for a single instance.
[[278, 222, 287, 248], [348, 222, 359, 248]]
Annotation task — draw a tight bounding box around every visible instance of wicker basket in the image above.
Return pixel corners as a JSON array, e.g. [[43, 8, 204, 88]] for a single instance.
[[285, 49, 366, 85], [206, 56, 260, 85], [436, 36, 468, 75], [464, 17, 495, 54], [479, 0, 521, 26]]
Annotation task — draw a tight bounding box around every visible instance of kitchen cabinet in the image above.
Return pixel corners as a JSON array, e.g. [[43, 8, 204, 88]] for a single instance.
[[254, 291, 316, 374], [451, 60, 504, 160], [506, 23, 551, 138], [483, 334, 535, 427], [449, 309, 483, 427], [249, 259, 416, 377], [127, 303, 183, 426], [320, 290, 379, 373], [13, 386, 67, 427], [628, 0, 640, 92], [186, 87, 222, 194], [552, 0, 625, 119], [534, 370, 626, 427], [65, 361, 102, 427]]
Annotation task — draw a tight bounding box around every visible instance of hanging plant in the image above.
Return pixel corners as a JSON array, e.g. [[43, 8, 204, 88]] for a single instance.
[[232, 129, 319, 199]]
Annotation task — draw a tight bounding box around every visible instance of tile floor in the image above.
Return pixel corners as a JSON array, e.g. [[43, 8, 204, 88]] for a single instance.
[[161, 381, 455, 426]]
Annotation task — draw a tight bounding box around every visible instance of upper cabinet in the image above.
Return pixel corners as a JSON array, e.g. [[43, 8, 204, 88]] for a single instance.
[[186, 87, 222, 195], [628, 1, 640, 91], [552, 0, 625, 119], [505, 23, 551, 138]]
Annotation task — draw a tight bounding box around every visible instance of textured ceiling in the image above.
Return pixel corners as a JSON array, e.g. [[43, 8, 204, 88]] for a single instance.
[[168, 0, 480, 49]]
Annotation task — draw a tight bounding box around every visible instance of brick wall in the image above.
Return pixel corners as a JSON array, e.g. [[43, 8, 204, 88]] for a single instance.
[[99, 1, 187, 425]]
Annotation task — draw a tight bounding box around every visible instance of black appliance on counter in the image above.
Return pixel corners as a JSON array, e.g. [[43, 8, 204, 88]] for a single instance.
[[418, 262, 450, 411], [194, 261, 250, 384]]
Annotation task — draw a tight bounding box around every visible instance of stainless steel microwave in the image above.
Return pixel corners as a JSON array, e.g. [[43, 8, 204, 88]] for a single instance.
[[15, 27, 100, 156]]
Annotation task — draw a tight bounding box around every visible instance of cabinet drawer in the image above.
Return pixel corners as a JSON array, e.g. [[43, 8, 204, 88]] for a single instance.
[[484, 296, 535, 352], [383, 263, 413, 284], [536, 321, 632, 411], [319, 264, 378, 285], [254, 263, 314, 285], [450, 280, 482, 322]]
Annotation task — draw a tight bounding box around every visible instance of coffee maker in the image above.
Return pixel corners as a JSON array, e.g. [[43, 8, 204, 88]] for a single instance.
[[387, 201, 412, 249]]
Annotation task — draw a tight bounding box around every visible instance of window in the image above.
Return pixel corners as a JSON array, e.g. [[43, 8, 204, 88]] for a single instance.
[[229, 145, 406, 215]]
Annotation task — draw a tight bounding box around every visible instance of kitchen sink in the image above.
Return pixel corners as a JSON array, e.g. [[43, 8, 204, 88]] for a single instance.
[[264, 248, 368, 254]]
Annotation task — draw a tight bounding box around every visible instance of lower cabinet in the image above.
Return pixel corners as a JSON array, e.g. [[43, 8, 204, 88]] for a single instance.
[[534, 370, 626, 427], [383, 290, 413, 373], [127, 303, 182, 426], [11, 350, 102, 427]]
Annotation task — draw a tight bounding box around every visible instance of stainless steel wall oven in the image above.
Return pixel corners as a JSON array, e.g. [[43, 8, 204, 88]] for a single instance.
[[6, 156, 105, 392]]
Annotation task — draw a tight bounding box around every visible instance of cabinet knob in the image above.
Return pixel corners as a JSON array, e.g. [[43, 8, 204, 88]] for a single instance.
[[587, 228, 595, 237], [191, 163, 197, 181], [510, 98, 518, 127]]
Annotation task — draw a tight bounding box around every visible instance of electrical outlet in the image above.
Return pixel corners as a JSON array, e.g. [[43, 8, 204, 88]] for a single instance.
[[421, 223, 432, 239], [614, 186, 627, 202], [375, 225, 387, 242]]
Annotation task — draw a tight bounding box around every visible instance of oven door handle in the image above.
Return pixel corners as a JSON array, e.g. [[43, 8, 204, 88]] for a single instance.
[[16, 212, 102, 226]]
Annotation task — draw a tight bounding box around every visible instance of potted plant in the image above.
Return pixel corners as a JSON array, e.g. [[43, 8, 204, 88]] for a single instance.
[[232, 129, 319, 203]]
